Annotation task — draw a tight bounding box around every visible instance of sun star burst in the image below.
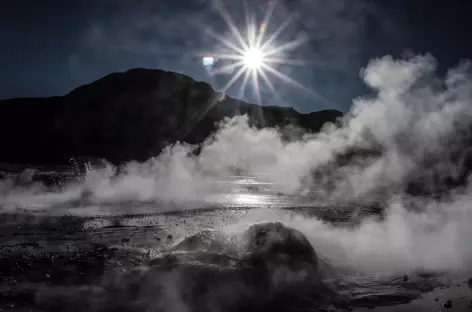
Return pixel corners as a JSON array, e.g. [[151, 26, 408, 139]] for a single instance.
[[243, 47, 265, 70], [182, 1, 333, 140], [199, 0, 321, 105]]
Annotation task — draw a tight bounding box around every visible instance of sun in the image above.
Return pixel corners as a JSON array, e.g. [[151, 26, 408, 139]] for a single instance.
[[243, 47, 264, 69], [195, 0, 328, 110]]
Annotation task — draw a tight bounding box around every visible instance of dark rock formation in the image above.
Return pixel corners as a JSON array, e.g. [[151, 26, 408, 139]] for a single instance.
[[242, 222, 319, 272], [0, 68, 342, 166], [113, 223, 340, 312]]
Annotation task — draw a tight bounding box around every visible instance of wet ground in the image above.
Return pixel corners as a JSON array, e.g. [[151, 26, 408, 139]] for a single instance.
[[0, 174, 471, 311]]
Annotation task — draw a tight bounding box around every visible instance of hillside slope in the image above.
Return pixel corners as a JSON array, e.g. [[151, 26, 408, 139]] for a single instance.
[[0, 68, 342, 165]]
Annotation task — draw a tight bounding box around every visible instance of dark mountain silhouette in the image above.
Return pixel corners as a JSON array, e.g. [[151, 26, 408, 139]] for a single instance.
[[0, 68, 342, 166]]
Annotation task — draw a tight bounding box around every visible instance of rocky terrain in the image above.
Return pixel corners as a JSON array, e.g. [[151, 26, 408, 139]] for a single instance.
[[2, 212, 464, 312]]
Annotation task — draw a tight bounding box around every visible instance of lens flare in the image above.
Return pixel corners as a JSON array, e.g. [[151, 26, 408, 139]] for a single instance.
[[199, 0, 325, 105]]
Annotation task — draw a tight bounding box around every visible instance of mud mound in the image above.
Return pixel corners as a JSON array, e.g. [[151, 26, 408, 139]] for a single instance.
[[242, 222, 319, 272]]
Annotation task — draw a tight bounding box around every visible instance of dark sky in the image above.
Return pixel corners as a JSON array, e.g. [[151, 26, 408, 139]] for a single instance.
[[1, 0, 471, 112]]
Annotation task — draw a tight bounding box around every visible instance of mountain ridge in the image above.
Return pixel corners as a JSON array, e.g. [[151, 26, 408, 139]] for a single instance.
[[0, 68, 342, 166]]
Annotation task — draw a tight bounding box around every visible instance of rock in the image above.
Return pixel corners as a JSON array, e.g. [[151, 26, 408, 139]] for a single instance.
[[171, 230, 225, 252], [443, 300, 452, 309], [468, 277, 472, 289], [242, 222, 318, 271], [403, 274, 408, 282], [167, 234, 173, 240], [121, 238, 131, 243]]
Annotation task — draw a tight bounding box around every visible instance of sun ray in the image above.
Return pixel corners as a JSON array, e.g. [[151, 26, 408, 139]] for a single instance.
[[261, 63, 304, 89], [196, 0, 330, 116], [205, 29, 246, 55], [213, 0, 249, 51], [255, 0, 276, 48], [195, 52, 242, 61], [242, 0, 256, 47], [261, 63, 327, 102], [259, 11, 297, 51], [217, 60, 246, 75], [264, 57, 310, 66], [238, 69, 252, 98], [252, 68, 267, 127], [259, 68, 286, 108], [258, 68, 277, 95], [222, 66, 248, 92], [262, 36, 309, 58], [252, 68, 262, 105], [180, 66, 248, 138], [247, 15, 258, 48], [191, 67, 246, 126]]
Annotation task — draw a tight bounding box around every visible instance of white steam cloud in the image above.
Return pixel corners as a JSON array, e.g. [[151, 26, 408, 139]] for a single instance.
[[1, 54, 472, 275], [226, 194, 472, 274], [73, 53, 472, 203]]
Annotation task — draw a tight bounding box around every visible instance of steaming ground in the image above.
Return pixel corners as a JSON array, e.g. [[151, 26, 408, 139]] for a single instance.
[[1, 184, 471, 311], [1, 54, 472, 310]]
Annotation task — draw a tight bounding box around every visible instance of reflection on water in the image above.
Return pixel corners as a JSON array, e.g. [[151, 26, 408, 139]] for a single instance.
[[231, 193, 266, 205], [0, 173, 325, 216], [1, 173, 471, 311]]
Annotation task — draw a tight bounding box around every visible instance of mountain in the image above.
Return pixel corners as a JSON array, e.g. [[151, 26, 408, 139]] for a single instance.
[[0, 68, 342, 166]]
